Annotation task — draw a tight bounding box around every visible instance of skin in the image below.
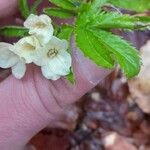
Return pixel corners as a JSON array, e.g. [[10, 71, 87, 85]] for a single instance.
[[0, 0, 111, 149]]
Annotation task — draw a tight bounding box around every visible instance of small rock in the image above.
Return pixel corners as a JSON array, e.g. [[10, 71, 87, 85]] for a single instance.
[[128, 40, 150, 114], [103, 132, 137, 150]]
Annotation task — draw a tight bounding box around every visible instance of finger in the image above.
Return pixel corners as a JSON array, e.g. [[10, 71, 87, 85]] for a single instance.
[[0, 66, 54, 150], [0, 0, 18, 18]]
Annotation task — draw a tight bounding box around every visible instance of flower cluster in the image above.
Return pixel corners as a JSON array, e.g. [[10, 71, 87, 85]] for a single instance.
[[0, 14, 72, 80]]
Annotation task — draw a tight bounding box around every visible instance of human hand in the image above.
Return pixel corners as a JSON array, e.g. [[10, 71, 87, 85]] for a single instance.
[[0, 0, 110, 150]]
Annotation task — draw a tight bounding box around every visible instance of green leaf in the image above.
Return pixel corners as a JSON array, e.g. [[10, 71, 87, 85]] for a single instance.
[[0, 26, 28, 37], [89, 28, 141, 78], [57, 25, 74, 40], [57, 25, 73, 53], [67, 68, 75, 84], [108, 0, 150, 12], [49, 0, 76, 10], [44, 8, 76, 18], [75, 27, 115, 69], [68, 0, 82, 7], [90, 12, 148, 30], [30, 0, 42, 14], [135, 16, 150, 23], [18, 0, 30, 18], [90, 0, 108, 13]]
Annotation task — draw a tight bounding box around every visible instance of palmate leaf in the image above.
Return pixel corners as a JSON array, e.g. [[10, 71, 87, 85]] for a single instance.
[[76, 27, 141, 78], [44, 8, 75, 18], [108, 0, 150, 12], [89, 28, 141, 78], [49, 0, 76, 10], [0, 26, 28, 37]]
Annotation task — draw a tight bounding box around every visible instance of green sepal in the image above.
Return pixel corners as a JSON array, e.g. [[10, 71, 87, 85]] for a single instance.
[[67, 67, 75, 85]]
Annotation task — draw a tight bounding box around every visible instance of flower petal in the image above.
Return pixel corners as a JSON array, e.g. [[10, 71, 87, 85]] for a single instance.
[[24, 14, 54, 44], [24, 14, 39, 28], [48, 36, 68, 51], [10, 36, 40, 63], [34, 28, 53, 44], [24, 14, 52, 28], [12, 60, 26, 79], [58, 50, 72, 68], [47, 52, 71, 76], [0, 42, 19, 68], [41, 65, 60, 80]]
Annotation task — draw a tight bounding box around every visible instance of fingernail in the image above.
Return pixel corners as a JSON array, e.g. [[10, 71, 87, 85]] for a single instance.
[[71, 37, 111, 85]]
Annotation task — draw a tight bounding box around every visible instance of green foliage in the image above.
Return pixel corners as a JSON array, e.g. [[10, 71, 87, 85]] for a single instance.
[[18, 0, 30, 18], [68, 0, 82, 7], [67, 68, 75, 84], [57, 25, 74, 40], [0, 26, 28, 37], [108, 0, 150, 12], [90, 28, 141, 78], [49, 0, 77, 10], [30, 0, 42, 14], [44, 8, 75, 18], [74, 0, 144, 78], [75, 27, 115, 69], [75, 25, 141, 77], [89, 12, 149, 30], [135, 16, 150, 23], [90, 0, 109, 13]]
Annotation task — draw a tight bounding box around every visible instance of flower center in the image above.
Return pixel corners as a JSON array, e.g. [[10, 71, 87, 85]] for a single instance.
[[34, 22, 47, 28], [24, 43, 36, 51], [47, 48, 58, 58]]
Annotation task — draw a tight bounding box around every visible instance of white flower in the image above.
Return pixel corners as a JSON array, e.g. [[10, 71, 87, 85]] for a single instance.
[[0, 43, 26, 79], [10, 36, 40, 63], [24, 14, 54, 45], [34, 36, 72, 80]]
